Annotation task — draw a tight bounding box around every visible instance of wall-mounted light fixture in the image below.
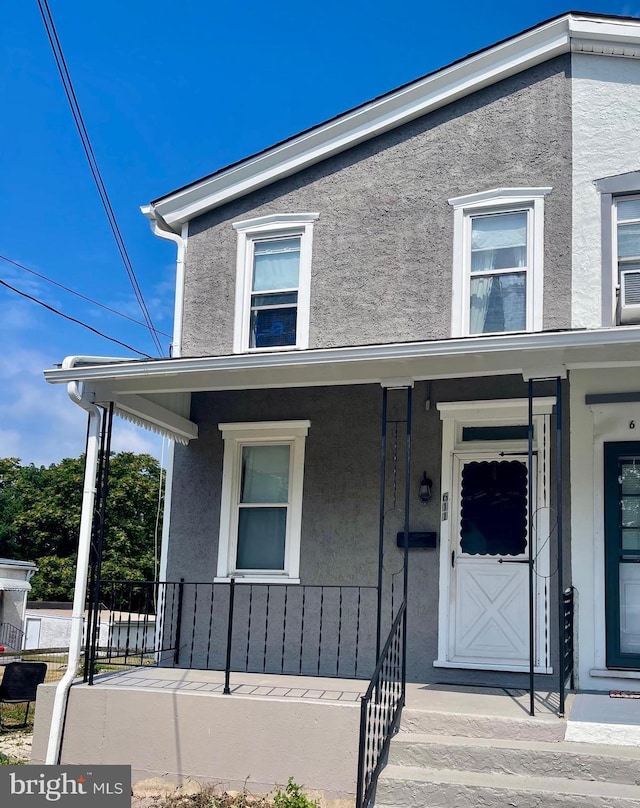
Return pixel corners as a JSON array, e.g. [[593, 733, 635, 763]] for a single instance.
[[419, 471, 432, 504]]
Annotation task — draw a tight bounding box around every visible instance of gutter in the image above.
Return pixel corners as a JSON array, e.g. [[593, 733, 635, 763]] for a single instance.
[[45, 356, 126, 765], [141, 206, 186, 358]]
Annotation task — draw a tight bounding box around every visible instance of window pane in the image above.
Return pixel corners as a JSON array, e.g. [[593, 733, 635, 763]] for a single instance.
[[617, 223, 640, 259], [470, 273, 526, 334], [471, 213, 527, 272], [622, 530, 640, 551], [622, 497, 640, 529], [251, 292, 298, 307], [462, 425, 529, 441], [460, 460, 528, 556], [253, 238, 300, 291], [622, 462, 640, 496], [618, 198, 640, 222], [620, 563, 640, 654], [250, 307, 297, 348], [241, 445, 290, 503], [237, 507, 286, 570]]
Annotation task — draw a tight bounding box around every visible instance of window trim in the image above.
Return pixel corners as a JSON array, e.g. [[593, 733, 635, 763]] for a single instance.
[[232, 214, 319, 353], [448, 188, 551, 337], [216, 420, 310, 582], [595, 171, 640, 327]]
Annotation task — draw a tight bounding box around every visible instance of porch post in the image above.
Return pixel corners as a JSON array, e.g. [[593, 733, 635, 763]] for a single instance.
[[556, 376, 566, 716], [402, 385, 412, 697], [527, 380, 535, 716], [87, 403, 114, 685], [376, 386, 388, 661]]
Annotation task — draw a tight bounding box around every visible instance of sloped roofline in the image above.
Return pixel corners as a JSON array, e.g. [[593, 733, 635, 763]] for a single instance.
[[143, 11, 640, 230]]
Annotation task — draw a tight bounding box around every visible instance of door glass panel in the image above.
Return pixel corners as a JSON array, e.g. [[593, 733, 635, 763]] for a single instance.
[[623, 530, 640, 551], [460, 460, 527, 556], [621, 461, 640, 495], [620, 563, 640, 654]]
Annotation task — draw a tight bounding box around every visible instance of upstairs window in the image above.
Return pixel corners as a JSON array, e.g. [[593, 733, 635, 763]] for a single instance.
[[449, 188, 551, 337], [615, 196, 640, 281], [233, 214, 319, 353]]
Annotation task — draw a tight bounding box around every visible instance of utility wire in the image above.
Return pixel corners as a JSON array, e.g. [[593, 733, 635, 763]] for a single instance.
[[0, 278, 152, 358], [0, 253, 172, 338], [36, 0, 164, 356]]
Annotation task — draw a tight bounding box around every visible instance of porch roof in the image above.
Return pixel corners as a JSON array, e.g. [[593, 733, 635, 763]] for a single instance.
[[44, 327, 640, 441]]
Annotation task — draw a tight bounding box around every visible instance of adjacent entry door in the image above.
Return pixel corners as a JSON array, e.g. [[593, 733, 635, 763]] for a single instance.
[[449, 455, 532, 668], [605, 443, 640, 669]]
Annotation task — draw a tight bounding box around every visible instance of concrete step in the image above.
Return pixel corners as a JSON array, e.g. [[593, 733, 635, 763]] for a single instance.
[[375, 764, 640, 808], [400, 706, 566, 741], [387, 733, 640, 785]]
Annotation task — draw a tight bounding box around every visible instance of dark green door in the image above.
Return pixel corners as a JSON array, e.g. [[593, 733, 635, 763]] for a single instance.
[[605, 442, 640, 669]]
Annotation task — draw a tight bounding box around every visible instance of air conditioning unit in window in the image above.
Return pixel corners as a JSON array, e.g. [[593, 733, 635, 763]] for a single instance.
[[619, 269, 640, 325]]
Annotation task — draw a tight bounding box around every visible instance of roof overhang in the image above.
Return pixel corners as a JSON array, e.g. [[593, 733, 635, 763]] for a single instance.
[[45, 328, 640, 406], [143, 13, 640, 231]]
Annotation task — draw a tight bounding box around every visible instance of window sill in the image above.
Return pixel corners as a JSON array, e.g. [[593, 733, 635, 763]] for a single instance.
[[214, 576, 300, 585], [590, 668, 640, 680]]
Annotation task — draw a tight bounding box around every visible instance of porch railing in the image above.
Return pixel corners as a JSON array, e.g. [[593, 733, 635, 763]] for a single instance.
[[355, 600, 405, 808], [86, 580, 377, 685], [562, 586, 575, 692], [0, 621, 24, 650]]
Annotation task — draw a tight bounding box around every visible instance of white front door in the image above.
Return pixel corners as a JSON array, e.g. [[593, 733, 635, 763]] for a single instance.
[[449, 454, 532, 668]]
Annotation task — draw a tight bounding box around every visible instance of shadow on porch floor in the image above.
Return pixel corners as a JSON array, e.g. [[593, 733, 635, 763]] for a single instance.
[[90, 666, 570, 719]]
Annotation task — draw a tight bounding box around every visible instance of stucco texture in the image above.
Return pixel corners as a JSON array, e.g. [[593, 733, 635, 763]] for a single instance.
[[182, 56, 572, 356], [166, 376, 567, 685], [572, 53, 640, 328]]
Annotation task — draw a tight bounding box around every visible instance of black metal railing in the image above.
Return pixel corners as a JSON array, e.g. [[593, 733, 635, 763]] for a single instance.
[[87, 580, 377, 685], [562, 586, 575, 691], [0, 622, 24, 650], [355, 600, 405, 808]]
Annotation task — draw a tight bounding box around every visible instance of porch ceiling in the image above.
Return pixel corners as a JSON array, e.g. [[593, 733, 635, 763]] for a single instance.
[[43, 328, 640, 438]]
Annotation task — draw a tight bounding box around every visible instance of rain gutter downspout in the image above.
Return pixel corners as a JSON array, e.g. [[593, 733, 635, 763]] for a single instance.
[[45, 356, 125, 765], [142, 206, 186, 358]]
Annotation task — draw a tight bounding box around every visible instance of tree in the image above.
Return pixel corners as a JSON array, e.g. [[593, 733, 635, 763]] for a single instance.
[[0, 452, 164, 601]]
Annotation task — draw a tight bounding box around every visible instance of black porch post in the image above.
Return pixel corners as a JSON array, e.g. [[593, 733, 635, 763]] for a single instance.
[[402, 385, 412, 697], [556, 376, 566, 716], [527, 380, 535, 716], [376, 386, 388, 661]]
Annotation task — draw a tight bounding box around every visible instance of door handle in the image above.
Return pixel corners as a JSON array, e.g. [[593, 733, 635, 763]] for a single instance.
[[497, 558, 530, 564], [451, 551, 455, 568]]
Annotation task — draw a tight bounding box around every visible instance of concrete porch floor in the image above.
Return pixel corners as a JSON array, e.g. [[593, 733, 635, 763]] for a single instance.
[[92, 665, 570, 720]]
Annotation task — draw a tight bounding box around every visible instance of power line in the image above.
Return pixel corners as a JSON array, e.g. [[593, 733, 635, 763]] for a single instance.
[[0, 278, 152, 358], [36, 0, 164, 356], [0, 253, 172, 338]]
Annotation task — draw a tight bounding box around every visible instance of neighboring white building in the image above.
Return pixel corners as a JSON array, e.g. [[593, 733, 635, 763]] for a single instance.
[[0, 558, 37, 649]]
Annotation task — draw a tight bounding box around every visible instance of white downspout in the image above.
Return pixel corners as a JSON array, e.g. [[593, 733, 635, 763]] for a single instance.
[[45, 355, 126, 765], [141, 206, 186, 358]]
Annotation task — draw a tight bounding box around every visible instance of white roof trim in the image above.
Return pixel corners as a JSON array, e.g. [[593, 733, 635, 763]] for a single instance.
[[145, 14, 640, 229], [44, 327, 640, 388]]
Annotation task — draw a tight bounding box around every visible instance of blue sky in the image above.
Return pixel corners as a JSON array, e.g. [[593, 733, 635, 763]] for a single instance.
[[1, 0, 637, 465]]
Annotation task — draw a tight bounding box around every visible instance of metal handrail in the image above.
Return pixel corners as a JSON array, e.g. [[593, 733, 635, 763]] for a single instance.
[[355, 600, 406, 808]]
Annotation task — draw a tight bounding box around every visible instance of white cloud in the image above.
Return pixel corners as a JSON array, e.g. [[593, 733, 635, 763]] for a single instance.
[[110, 425, 164, 457]]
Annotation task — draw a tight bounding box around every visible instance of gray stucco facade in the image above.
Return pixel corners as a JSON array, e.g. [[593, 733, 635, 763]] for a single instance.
[[182, 56, 571, 357], [166, 376, 569, 685]]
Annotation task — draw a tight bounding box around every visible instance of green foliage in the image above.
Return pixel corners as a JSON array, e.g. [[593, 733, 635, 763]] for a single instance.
[[0, 453, 164, 600], [273, 779, 318, 808]]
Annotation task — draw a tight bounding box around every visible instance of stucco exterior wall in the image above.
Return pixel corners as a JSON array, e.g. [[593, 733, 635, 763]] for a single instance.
[[570, 368, 640, 692], [167, 376, 565, 685], [32, 681, 360, 800], [571, 53, 640, 328], [182, 57, 572, 356]]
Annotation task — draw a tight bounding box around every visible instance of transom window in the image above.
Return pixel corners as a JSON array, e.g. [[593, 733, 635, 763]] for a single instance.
[[216, 421, 310, 581], [233, 214, 319, 353], [448, 188, 551, 337]]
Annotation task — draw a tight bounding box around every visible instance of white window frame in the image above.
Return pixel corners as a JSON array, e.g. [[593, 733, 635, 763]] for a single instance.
[[448, 188, 551, 337], [612, 195, 640, 311], [232, 213, 319, 353], [216, 420, 310, 582]]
